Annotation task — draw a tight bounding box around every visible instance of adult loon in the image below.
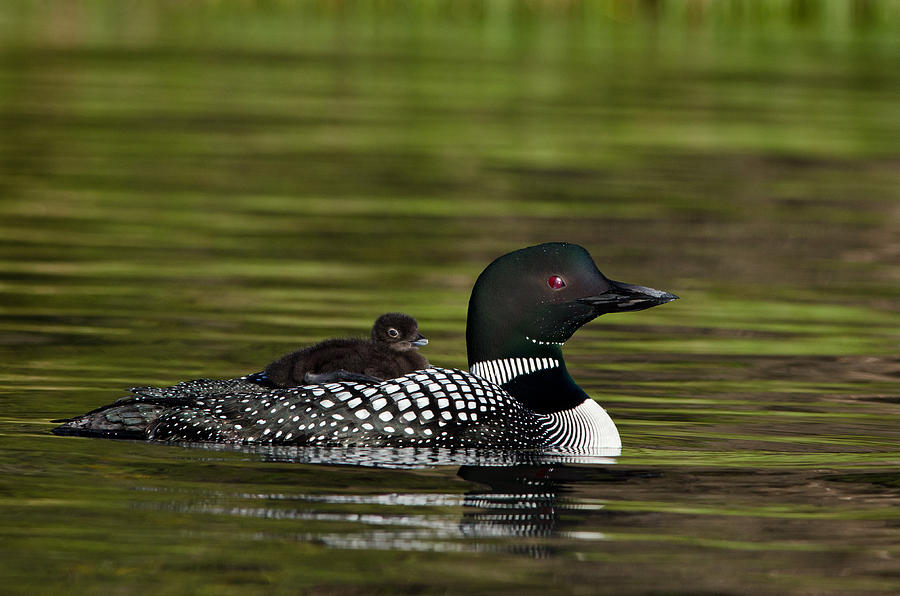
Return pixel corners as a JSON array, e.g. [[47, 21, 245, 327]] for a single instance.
[[53, 243, 677, 450], [265, 312, 429, 386]]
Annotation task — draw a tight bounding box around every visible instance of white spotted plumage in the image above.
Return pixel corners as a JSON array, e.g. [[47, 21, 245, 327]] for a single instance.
[[116, 367, 621, 450], [133, 368, 531, 449], [110, 362, 618, 449]]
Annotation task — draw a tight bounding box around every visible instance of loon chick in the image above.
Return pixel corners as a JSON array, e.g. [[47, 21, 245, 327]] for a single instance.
[[53, 243, 677, 450], [265, 312, 429, 386]]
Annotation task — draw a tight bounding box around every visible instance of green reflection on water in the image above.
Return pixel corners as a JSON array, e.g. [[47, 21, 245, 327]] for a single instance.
[[2, 1, 900, 595]]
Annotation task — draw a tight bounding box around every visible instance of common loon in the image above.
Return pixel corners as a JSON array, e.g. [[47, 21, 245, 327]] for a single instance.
[[265, 312, 429, 386], [52, 243, 677, 450]]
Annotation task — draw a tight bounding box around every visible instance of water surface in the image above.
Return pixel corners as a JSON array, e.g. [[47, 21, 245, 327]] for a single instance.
[[1, 2, 899, 594]]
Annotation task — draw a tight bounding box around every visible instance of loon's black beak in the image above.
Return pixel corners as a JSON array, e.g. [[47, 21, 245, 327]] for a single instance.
[[577, 280, 678, 314], [411, 334, 429, 347]]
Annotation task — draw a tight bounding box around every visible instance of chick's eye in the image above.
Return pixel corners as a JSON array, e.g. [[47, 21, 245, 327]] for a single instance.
[[547, 275, 566, 290], [388, 328, 399, 337]]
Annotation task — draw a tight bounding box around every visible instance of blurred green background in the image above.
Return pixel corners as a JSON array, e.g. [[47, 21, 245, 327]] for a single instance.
[[1, 1, 899, 594]]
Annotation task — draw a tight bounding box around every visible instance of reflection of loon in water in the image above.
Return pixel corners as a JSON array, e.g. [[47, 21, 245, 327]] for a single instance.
[[456, 464, 659, 557], [179, 444, 653, 556], [458, 465, 568, 557]]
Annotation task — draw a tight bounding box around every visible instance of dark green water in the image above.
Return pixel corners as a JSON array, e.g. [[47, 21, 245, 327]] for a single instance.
[[2, 2, 899, 594]]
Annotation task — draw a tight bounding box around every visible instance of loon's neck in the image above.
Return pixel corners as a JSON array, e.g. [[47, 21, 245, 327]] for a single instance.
[[468, 342, 589, 414]]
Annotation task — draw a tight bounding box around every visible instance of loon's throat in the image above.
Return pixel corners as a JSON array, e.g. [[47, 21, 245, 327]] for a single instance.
[[468, 350, 587, 414]]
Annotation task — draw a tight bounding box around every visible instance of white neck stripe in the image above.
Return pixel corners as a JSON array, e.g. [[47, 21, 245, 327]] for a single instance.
[[540, 399, 621, 450], [469, 356, 559, 386]]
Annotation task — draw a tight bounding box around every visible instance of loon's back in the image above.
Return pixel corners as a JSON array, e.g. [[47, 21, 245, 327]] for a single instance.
[[53, 368, 558, 449]]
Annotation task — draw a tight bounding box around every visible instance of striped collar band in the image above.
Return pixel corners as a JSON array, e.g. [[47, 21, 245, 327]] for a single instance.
[[541, 399, 621, 450], [469, 356, 560, 386]]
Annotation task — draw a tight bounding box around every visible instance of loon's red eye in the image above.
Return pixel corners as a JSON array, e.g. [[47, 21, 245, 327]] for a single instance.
[[547, 275, 566, 289]]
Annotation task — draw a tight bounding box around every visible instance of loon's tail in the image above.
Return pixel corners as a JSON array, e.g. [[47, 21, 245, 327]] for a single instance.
[[51, 401, 165, 440], [51, 375, 272, 440]]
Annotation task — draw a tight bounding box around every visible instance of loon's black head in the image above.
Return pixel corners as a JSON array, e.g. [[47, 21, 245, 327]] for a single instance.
[[466, 242, 676, 383], [372, 312, 428, 353]]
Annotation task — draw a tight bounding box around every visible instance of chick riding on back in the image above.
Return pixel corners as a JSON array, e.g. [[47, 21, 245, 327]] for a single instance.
[[264, 312, 429, 386]]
